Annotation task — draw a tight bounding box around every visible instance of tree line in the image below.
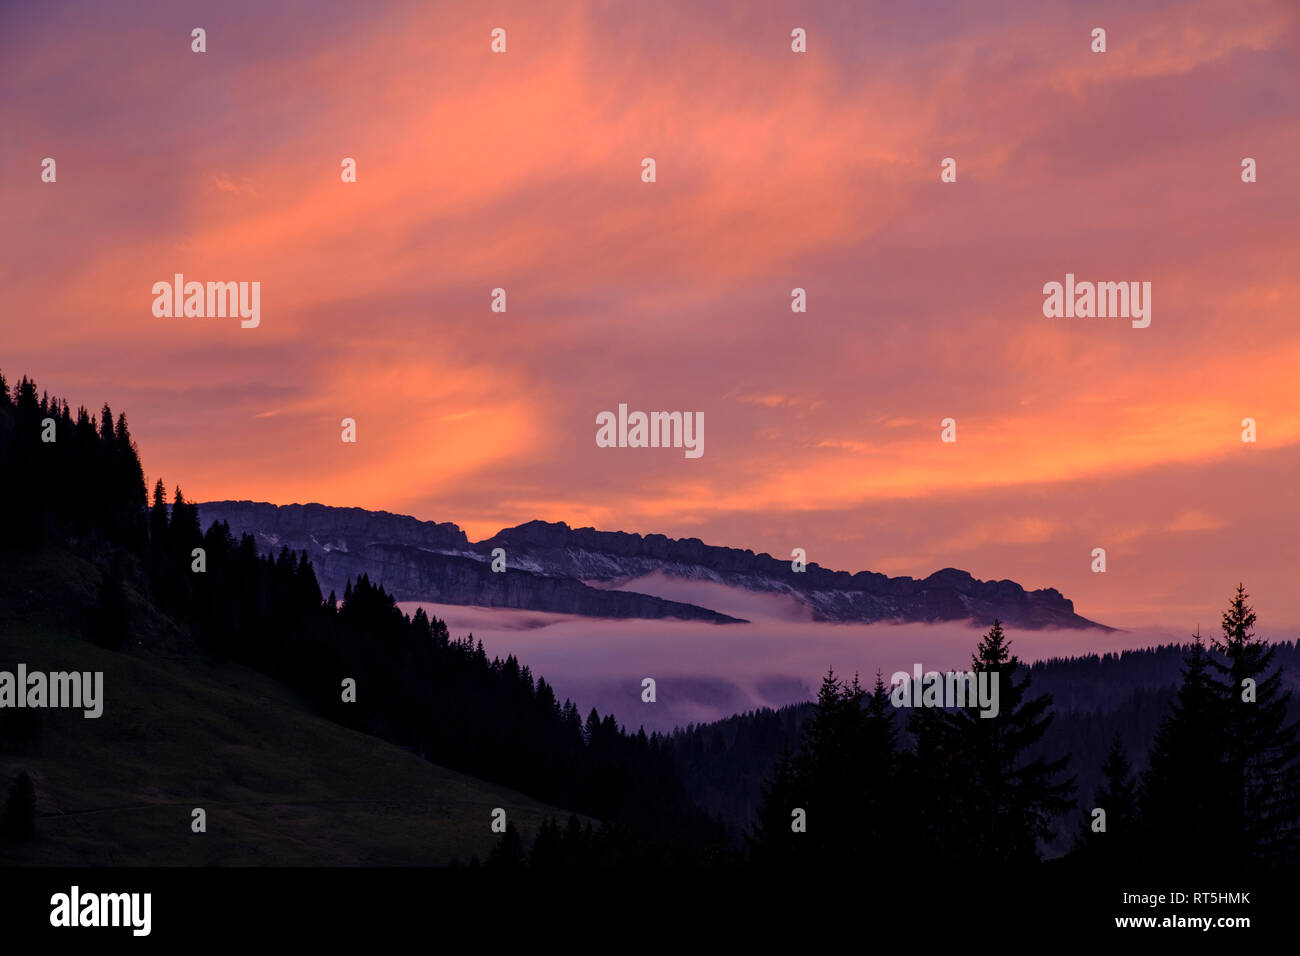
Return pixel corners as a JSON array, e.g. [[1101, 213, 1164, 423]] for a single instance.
[[737, 591, 1300, 870], [0, 370, 721, 862]]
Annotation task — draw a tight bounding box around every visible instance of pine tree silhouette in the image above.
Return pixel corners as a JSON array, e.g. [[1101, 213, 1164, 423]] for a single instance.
[[1140, 634, 1226, 866], [862, 671, 903, 858], [1074, 734, 1138, 864], [526, 817, 565, 867], [906, 700, 969, 857], [747, 743, 802, 864], [486, 820, 527, 868], [1208, 585, 1300, 867], [751, 668, 901, 863], [932, 620, 1075, 865], [796, 671, 856, 859]]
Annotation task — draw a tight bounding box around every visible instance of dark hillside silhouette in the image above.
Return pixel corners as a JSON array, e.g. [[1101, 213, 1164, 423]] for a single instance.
[[0, 370, 721, 863]]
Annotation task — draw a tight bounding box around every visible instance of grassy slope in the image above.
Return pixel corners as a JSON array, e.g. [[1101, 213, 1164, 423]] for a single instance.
[[0, 546, 574, 865]]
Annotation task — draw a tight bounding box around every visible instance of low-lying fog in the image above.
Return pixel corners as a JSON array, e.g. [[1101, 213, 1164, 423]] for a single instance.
[[401, 573, 1196, 734]]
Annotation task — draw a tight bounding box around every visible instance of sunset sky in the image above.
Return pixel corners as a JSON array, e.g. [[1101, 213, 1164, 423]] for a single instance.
[[3, 0, 1299, 631]]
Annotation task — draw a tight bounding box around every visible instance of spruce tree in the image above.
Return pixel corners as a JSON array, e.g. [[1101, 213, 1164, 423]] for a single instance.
[[906, 701, 969, 857], [748, 743, 802, 864], [1075, 734, 1138, 864], [791, 670, 865, 859], [942, 620, 1075, 865], [862, 671, 902, 857], [1140, 634, 1226, 865], [865, 672, 899, 761], [527, 817, 564, 868], [752, 669, 900, 863], [486, 820, 526, 868], [1209, 585, 1300, 866]]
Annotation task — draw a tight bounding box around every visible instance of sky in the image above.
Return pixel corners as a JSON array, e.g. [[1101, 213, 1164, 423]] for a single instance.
[[2, 0, 1299, 633]]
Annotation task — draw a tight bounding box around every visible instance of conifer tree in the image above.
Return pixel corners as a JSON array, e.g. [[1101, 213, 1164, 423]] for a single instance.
[[861, 671, 902, 856], [1140, 634, 1225, 865], [527, 817, 564, 867], [865, 671, 899, 761], [940, 620, 1074, 865], [1208, 585, 1300, 866], [149, 478, 169, 543], [486, 820, 527, 868], [748, 743, 802, 864], [792, 670, 862, 858], [752, 669, 900, 862], [905, 701, 968, 856], [99, 403, 114, 442], [1075, 734, 1138, 864]]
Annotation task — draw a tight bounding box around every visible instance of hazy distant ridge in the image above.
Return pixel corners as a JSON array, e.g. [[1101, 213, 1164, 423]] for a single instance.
[[196, 501, 1106, 630]]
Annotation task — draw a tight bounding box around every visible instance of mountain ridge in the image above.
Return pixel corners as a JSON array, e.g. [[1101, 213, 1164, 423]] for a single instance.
[[195, 500, 1108, 630]]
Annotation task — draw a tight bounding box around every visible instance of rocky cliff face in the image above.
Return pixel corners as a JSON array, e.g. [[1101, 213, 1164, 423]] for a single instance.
[[477, 521, 1100, 629], [194, 502, 741, 623], [196, 501, 1107, 630], [197, 500, 470, 552]]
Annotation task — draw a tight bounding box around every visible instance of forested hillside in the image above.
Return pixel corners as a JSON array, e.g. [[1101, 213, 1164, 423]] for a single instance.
[[0, 371, 722, 864]]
